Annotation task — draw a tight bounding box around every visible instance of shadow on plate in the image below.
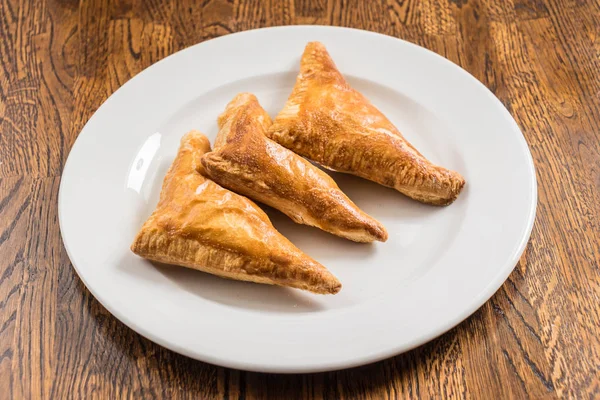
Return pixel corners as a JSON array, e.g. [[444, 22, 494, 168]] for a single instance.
[[152, 261, 327, 313], [261, 204, 378, 261], [118, 249, 330, 313], [324, 170, 441, 220]]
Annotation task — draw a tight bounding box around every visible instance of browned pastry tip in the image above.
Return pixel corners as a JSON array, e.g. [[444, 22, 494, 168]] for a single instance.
[[267, 42, 466, 206]]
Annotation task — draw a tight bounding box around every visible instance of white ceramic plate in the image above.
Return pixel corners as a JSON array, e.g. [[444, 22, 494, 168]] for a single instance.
[[59, 26, 537, 373]]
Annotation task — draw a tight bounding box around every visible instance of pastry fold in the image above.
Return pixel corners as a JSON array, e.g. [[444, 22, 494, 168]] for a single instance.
[[201, 93, 387, 243], [131, 131, 341, 294], [267, 42, 466, 206]]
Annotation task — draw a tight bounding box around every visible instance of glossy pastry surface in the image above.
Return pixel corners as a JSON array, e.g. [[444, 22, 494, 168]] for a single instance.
[[201, 93, 387, 243], [268, 42, 466, 206], [131, 130, 341, 294]]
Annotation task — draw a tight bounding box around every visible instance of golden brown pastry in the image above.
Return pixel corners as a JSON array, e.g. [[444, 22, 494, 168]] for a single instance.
[[131, 131, 341, 294], [201, 93, 388, 243], [267, 42, 466, 206]]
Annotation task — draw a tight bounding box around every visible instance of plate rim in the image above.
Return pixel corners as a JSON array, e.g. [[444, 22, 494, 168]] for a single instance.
[[58, 25, 538, 373]]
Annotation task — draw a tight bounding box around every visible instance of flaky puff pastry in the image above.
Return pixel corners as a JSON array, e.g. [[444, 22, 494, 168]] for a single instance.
[[201, 93, 387, 243], [131, 131, 341, 294], [268, 42, 466, 206]]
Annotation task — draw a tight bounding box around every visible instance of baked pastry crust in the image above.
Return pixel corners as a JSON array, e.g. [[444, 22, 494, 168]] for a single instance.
[[267, 42, 466, 206], [131, 131, 341, 294], [201, 93, 388, 243]]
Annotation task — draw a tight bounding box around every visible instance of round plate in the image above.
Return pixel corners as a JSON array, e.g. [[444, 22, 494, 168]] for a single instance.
[[59, 26, 537, 373]]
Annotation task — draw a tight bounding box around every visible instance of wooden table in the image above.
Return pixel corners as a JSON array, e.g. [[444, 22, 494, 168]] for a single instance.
[[1, 0, 599, 398]]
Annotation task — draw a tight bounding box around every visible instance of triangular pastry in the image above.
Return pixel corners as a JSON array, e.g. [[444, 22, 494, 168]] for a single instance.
[[267, 42, 466, 206], [201, 93, 388, 243], [131, 131, 341, 294]]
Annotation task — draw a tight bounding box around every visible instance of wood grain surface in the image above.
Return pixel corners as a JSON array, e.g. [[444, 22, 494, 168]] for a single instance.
[[1, 0, 599, 398]]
